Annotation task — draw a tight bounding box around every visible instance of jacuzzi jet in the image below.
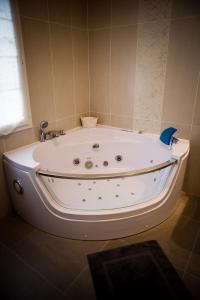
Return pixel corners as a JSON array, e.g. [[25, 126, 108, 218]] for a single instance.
[[117, 184, 120, 187], [92, 143, 100, 150], [154, 178, 156, 182], [103, 161, 109, 166], [93, 181, 96, 184], [98, 196, 102, 199], [115, 155, 123, 162], [82, 199, 86, 202], [131, 192, 135, 195], [88, 188, 92, 191], [73, 158, 80, 166], [115, 194, 119, 198], [78, 183, 81, 186]]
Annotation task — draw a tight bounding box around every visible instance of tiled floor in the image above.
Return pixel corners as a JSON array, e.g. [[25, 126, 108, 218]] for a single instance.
[[0, 192, 200, 299]]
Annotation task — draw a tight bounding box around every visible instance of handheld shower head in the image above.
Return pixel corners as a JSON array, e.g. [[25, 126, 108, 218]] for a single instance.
[[40, 120, 48, 130], [39, 121, 48, 142]]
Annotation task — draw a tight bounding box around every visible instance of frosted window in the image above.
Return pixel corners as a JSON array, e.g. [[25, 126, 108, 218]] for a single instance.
[[0, 0, 31, 135]]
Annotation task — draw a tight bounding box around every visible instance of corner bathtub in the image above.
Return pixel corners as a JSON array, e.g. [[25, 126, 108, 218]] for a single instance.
[[3, 126, 189, 240]]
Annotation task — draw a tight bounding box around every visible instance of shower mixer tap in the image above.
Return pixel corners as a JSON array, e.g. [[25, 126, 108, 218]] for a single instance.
[[39, 120, 65, 142]]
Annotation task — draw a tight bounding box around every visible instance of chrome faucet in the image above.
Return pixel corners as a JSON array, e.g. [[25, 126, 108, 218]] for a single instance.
[[39, 120, 65, 142]]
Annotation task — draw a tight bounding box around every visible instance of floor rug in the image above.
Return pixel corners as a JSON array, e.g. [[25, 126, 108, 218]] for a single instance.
[[87, 240, 194, 300]]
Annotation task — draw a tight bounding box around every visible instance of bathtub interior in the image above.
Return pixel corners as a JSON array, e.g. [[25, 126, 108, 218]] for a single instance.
[[33, 136, 172, 174], [40, 164, 175, 211], [33, 127, 180, 211]]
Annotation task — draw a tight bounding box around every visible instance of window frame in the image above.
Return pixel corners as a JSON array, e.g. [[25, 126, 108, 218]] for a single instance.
[[0, 0, 32, 135]]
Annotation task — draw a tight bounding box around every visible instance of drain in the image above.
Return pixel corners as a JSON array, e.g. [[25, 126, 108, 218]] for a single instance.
[[115, 155, 123, 162], [103, 161, 109, 167], [85, 160, 93, 169], [73, 158, 80, 166]]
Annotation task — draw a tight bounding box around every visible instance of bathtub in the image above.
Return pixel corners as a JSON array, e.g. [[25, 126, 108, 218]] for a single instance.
[[3, 126, 189, 240]]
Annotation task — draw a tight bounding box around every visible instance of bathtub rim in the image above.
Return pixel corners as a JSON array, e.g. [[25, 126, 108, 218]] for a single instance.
[[3, 125, 189, 173]]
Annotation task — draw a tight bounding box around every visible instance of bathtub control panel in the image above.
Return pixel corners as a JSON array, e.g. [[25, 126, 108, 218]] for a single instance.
[[13, 179, 24, 194]]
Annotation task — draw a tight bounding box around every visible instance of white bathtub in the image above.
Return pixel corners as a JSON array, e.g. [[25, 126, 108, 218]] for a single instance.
[[3, 126, 189, 240]]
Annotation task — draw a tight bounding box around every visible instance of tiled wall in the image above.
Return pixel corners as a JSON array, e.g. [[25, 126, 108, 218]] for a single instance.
[[89, 0, 200, 196], [0, 0, 89, 217]]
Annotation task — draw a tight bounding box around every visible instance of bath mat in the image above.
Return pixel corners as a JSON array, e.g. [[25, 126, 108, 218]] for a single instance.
[[87, 240, 194, 300]]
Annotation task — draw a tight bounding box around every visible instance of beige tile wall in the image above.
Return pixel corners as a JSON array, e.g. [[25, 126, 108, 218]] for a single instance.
[[0, 0, 89, 217], [89, 0, 200, 196]]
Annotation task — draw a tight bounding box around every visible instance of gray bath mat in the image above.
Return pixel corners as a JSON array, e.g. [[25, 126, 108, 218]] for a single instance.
[[87, 240, 194, 300]]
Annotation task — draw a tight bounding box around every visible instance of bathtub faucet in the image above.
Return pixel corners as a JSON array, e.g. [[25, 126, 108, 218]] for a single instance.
[[39, 120, 65, 142], [160, 127, 178, 147]]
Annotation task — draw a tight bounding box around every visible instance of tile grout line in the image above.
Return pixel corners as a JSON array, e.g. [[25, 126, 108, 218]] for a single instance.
[[70, 9, 77, 127], [0, 240, 64, 295], [61, 240, 109, 296], [132, 0, 140, 131], [88, 14, 200, 31], [46, 0, 57, 126], [188, 69, 200, 140], [182, 227, 200, 279], [190, 71, 200, 136], [86, 0, 91, 117], [20, 13, 200, 29], [20, 14, 86, 30], [108, 0, 112, 124], [159, 2, 173, 133]]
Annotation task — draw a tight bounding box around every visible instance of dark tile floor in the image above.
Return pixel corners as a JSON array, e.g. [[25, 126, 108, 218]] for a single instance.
[[0, 192, 200, 299]]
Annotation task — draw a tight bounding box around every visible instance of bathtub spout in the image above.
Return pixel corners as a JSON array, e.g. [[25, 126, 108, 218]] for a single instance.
[[160, 127, 177, 146]]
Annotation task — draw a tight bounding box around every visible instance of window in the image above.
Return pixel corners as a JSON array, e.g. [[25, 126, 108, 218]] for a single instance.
[[0, 0, 31, 136]]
